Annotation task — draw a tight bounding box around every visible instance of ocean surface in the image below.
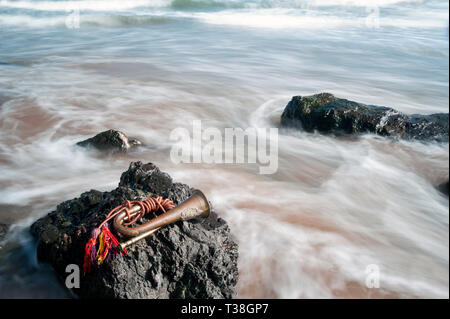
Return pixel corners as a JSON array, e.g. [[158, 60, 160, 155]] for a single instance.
[[0, 0, 448, 298]]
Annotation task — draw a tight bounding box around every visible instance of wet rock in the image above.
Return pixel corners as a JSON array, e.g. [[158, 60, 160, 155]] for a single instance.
[[280, 93, 449, 142], [76, 129, 142, 153], [30, 161, 238, 299], [0, 224, 8, 241], [438, 180, 449, 197]]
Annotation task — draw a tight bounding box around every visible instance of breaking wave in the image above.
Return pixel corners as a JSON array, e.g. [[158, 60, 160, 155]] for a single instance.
[[0, 0, 169, 11], [0, 13, 172, 27], [187, 9, 447, 29], [0, 0, 428, 12], [1, 0, 447, 30]]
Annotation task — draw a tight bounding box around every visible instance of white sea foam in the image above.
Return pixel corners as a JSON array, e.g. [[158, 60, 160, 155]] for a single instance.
[[0, 12, 446, 29], [0, 13, 172, 27], [0, 14, 66, 27], [1, 1, 447, 30], [186, 8, 448, 30], [304, 0, 423, 6], [0, 0, 169, 12], [0, 0, 427, 12]]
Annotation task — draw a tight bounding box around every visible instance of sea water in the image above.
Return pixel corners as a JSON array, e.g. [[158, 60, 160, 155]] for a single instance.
[[0, 0, 448, 298]]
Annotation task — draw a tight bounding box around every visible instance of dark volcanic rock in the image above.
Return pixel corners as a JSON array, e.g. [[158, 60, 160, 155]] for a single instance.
[[0, 224, 8, 241], [280, 93, 449, 142], [30, 162, 238, 299], [438, 180, 449, 197], [76, 129, 142, 153]]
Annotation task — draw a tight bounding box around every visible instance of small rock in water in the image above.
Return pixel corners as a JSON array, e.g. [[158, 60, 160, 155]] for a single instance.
[[30, 162, 238, 299], [438, 180, 449, 197], [280, 93, 449, 143], [76, 129, 142, 153]]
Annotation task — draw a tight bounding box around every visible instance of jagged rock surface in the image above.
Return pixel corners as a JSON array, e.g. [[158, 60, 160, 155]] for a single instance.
[[0, 224, 8, 241], [280, 93, 449, 143], [76, 129, 142, 153], [30, 162, 238, 299]]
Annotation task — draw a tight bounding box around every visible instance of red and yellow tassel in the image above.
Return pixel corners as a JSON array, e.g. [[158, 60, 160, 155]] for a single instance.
[[83, 224, 127, 275]]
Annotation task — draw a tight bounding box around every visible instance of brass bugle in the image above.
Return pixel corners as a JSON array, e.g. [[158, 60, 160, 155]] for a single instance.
[[113, 189, 211, 239], [119, 227, 160, 251]]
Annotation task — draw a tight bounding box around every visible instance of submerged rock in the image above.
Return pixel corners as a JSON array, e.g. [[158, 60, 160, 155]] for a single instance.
[[0, 224, 8, 241], [30, 162, 238, 299], [76, 129, 142, 153], [438, 180, 449, 197], [280, 93, 449, 142]]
